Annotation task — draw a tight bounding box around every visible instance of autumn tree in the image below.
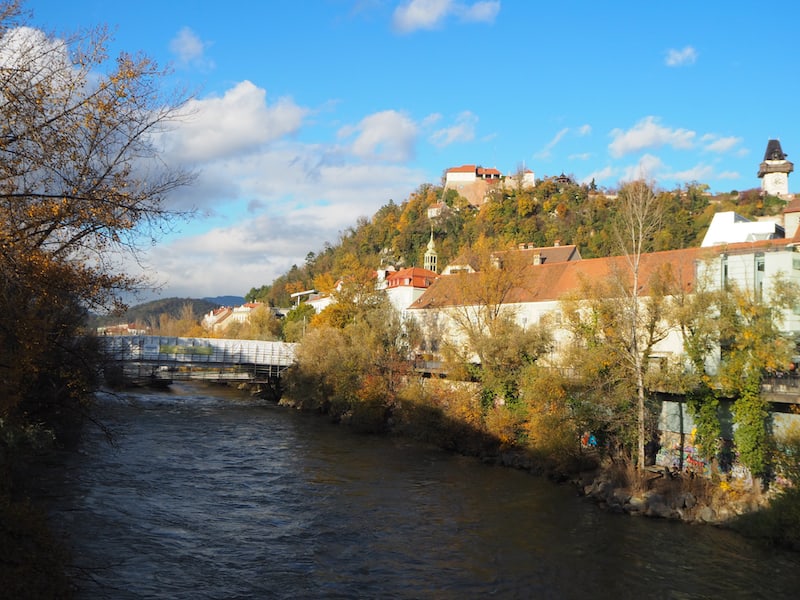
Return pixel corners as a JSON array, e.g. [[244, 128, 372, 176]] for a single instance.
[[150, 302, 204, 337], [671, 267, 724, 462], [559, 181, 670, 468], [431, 240, 553, 413], [612, 180, 664, 470], [443, 239, 531, 362], [284, 294, 420, 432], [560, 258, 675, 461], [312, 260, 383, 329], [0, 5, 192, 427]]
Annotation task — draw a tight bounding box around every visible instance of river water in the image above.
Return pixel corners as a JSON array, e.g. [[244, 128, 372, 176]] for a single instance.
[[34, 383, 800, 599]]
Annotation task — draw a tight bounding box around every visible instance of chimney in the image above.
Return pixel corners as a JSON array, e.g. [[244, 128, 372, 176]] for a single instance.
[[554, 240, 561, 247], [533, 253, 541, 266]]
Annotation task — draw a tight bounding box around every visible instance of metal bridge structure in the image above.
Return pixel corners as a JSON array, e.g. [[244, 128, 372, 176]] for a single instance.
[[101, 335, 298, 385]]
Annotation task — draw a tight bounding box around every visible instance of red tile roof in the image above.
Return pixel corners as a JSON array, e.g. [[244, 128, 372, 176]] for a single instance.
[[501, 243, 581, 264], [410, 246, 707, 310], [386, 267, 439, 289], [447, 164, 478, 173], [783, 197, 800, 214], [445, 165, 502, 177]]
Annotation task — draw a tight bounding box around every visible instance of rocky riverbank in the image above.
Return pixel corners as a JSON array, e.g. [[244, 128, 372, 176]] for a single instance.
[[486, 447, 778, 529]]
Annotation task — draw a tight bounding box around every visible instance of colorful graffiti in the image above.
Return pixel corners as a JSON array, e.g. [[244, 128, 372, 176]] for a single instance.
[[655, 429, 711, 477]]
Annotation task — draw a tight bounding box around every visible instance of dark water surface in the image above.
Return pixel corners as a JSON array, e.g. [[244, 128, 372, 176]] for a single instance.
[[36, 383, 800, 599]]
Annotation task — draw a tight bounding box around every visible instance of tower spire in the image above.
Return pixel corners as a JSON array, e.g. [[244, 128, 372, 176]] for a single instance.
[[424, 225, 438, 273]]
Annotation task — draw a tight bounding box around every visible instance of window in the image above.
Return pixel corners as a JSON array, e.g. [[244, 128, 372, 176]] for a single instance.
[[721, 255, 728, 289], [755, 254, 765, 299]]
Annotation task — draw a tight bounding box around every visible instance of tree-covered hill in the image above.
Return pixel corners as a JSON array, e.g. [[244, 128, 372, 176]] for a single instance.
[[246, 176, 786, 307], [88, 297, 222, 331]]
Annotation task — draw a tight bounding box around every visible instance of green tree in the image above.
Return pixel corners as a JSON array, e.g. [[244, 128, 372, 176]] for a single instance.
[[282, 302, 316, 342], [716, 276, 799, 479]]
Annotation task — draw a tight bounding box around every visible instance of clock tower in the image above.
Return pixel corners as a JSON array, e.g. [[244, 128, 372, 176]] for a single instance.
[[758, 139, 793, 196]]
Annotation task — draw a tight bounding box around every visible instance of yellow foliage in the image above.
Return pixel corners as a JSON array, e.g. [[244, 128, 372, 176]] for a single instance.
[[484, 403, 524, 447]]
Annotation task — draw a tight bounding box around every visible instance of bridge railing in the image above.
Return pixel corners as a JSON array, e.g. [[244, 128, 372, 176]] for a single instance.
[[100, 335, 297, 382]]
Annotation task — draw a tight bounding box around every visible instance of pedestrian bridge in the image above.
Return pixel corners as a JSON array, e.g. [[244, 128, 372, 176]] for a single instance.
[[101, 335, 298, 385]]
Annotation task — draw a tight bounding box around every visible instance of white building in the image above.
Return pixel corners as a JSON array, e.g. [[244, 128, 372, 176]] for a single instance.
[[701, 211, 784, 247]]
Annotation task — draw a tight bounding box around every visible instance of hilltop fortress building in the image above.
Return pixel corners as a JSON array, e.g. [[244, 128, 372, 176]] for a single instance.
[[443, 164, 535, 206]]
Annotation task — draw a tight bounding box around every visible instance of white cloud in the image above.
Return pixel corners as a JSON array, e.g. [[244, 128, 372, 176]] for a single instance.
[[534, 127, 569, 159], [137, 150, 426, 298], [429, 111, 477, 147], [163, 81, 308, 164], [582, 166, 616, 186], [703, 135, 742, 153], [0, 26, 73, 84], [421, 113, 442, 128], [621, 154, 664, 182], [534, 125, 590, 159], [665, 45, 698, 67], [393, 0, 451, 32], [609, 116, 695, 158], [392, 0, 500, 33], [169, 27, 210, 67], [462, 1, 501, 23], [339, 110, 418, 162], [669, 164, 714, 182], [569, 152, 592, 161]]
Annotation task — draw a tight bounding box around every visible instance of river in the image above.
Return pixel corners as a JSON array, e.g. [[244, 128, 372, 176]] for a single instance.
[[33, 382, 800, 599]]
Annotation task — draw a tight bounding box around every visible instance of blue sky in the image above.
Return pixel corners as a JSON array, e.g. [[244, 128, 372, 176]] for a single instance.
[[25, 1, 800, 300]]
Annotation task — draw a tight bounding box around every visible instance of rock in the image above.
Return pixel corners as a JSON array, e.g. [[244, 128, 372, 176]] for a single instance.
[[612, 489, 631, 505], [678, 492, 696, 509], [697, 506, 716, 523], [627, 495, 646, 512], [716, 506, 735, 521], [644, 493, 674, 518]]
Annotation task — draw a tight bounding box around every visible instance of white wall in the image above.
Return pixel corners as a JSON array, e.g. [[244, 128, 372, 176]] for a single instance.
[[701, 211, 782, 247]]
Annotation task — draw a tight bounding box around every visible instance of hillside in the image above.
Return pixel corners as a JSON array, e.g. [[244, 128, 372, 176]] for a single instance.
[[246, 177, 785, 307], [88, 297, 223, 330]]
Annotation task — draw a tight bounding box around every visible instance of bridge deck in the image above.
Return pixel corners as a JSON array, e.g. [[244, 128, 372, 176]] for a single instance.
[[101, 335, 297, 384]]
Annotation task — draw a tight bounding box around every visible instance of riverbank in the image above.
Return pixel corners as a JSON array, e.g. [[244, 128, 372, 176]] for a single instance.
[[272, 380, 800, 553]]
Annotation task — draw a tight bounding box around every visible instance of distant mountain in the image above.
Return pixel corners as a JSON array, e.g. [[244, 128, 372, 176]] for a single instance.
[[204, 295, 245, 306], [88, 297, 223, 329]]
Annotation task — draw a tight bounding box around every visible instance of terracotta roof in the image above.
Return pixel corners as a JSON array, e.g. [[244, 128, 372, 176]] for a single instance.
[[705, 236, 796, 255], [447, 164, 478, 173], [445, 165, 503, 177], [386, 267, 439, 289], [503, 243, 582, 264], [442, 249, 481, 273], [409, 246, 706, 310], [783, 198, 800, 214]]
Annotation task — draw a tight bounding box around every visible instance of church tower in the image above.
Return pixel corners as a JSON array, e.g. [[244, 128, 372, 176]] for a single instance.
[[423, 229, 438, 273], [758, 139, 793, 196]]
